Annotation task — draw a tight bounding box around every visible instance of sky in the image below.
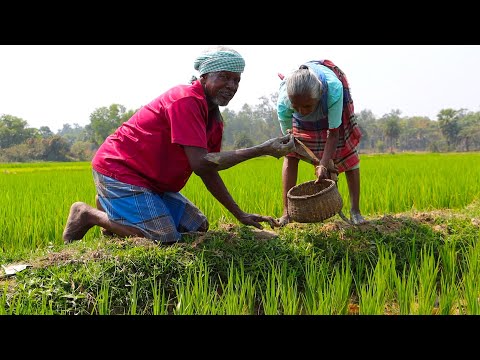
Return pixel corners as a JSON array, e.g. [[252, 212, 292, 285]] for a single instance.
[[1, 45, 480, 133]]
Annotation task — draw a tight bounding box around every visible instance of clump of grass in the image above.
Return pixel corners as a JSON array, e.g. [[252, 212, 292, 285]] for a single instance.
[[219, 259, 256, 315]]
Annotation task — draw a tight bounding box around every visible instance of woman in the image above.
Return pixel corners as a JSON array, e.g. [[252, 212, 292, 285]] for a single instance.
[[277, 59, 366, 225]]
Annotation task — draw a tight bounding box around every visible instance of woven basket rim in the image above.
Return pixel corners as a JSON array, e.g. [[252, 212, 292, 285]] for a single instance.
[[287, 179, 337, 200]]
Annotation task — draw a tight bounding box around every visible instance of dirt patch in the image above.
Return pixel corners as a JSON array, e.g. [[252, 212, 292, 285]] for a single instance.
[[191, 224, 279, 247], [249, 228, 279, 241], [31, 247, 109, 269], [107, 236, 158, 249]]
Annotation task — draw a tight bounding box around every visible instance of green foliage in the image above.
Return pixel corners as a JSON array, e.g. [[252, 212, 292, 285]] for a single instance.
[[70, 141, 95, 161], [384, 117, 401, 152], [0, 136, 71, 162], [37, 126, 54, 138], [375, 140, 386, 153], [233, 132, 254, 149], [438, 108, 462, 150], [0, 114, 36, 149], [3, 100, 480, 156], [57, 123, 89, 145], [89, 104, 136, 146]]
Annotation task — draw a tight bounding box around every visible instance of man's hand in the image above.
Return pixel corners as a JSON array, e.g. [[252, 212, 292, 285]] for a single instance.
[[260, 134, 295, 159], [236, 212, 281, 230]]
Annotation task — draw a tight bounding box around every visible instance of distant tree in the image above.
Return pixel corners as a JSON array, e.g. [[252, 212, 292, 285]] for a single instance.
[[381, 110, 401, 153], [83, 124, 95, 145], [356, 109, 377, 151], [437, 108, 462, 150], [0, 143, 31, 162], [23, 136, 71, 161], [220, 108, 237, 148], [269, 92, 279, 108], [253, 95, 281, 140], [233, 132, 254, 149], [0, 114, 36, 148], [58, 123, 73, 134], [57, 123, 88, 144], [70, 141, 96, 161], [400, 116, 438, 151], [89, 104, 136, 146], [37, 126, 54, 138], [1, 135, 71, 162], [375, 140, 386, 153], [384, 118, 401, 153], [222, 104, 255, 149], [457, 112, 480, 151], [43, 136, 71, 161]]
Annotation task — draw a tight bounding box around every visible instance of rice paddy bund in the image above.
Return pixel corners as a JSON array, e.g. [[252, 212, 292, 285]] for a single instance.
[[1, 152, 480, 315]]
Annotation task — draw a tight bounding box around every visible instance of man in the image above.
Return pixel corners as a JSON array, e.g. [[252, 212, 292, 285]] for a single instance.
[[63, 46, 295, 244]]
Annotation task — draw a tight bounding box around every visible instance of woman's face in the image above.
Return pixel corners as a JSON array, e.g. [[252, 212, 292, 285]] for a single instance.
[[289, 94, 318, 116]]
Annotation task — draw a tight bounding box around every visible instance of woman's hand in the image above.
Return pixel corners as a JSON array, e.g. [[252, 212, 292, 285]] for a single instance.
[[315, 159, 339, 183], [314, 164, 330, 183]]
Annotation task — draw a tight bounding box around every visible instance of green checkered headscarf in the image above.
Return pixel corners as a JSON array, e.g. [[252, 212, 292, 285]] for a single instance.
[[194, 49, 245, 76]]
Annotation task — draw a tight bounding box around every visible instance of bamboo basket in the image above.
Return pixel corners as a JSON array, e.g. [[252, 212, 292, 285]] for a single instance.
[[287, 179, 343, 223]]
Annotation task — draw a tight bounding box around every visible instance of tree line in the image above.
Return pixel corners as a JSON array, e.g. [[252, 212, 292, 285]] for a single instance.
[[1, 93, 480, 163]]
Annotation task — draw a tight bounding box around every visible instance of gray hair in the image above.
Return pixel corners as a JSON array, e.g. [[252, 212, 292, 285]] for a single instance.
[[286, 66, 322, 100]]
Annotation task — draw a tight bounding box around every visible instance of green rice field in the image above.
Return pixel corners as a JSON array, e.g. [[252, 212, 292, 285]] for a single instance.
[[1, 152, 479, 315]]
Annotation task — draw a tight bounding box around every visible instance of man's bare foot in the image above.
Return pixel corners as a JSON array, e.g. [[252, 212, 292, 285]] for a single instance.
[[277, 215, 290, 227], [63, 202, 94, 244]]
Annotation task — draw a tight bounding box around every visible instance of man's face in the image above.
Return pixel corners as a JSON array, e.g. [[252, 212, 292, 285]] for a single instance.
[[202, 71, 241, 107]]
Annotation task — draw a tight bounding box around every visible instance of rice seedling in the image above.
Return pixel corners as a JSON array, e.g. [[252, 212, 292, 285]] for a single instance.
[[151, 279, 170, 315], [394, 265, 417, 315], [415, 247, 440, 315], [218, 259, 256, 315], [460, 241, 480, 315]]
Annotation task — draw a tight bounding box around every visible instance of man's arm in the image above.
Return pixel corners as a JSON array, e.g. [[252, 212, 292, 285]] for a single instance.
[[184, 145, 285, 229], [203, 134, 294, 170]]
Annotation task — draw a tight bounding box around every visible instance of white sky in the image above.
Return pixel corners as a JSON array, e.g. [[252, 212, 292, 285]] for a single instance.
[[1, 45, 480, 133]]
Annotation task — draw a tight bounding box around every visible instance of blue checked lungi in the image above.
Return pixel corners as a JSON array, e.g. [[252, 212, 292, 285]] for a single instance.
[[93, 169, 209, 243]]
